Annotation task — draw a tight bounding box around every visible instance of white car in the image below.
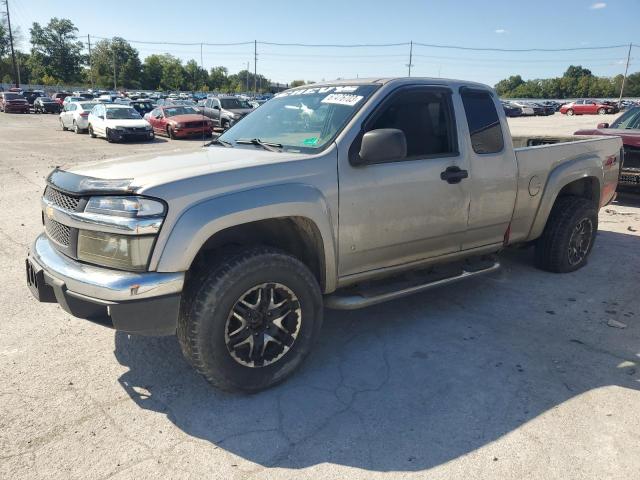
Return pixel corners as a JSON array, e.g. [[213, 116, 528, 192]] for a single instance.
[[511, 101, 535, 116], [88, 104, 154, 142], [59, 101, 98, 134], [97, 94, 114, 103]]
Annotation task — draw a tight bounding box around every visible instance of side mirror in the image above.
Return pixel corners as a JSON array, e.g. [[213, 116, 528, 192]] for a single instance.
[[98, 115, 104, 120], [354, 128, 407, 165], [213, 105, 220, 110], [597, 122, 609, 129]]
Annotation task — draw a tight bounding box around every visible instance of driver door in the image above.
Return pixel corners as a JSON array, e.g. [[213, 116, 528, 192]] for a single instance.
[[337, 86, 470, 276]]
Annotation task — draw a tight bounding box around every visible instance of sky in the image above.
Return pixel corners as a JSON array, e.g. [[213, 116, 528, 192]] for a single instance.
[[6, 0, 639, 87]]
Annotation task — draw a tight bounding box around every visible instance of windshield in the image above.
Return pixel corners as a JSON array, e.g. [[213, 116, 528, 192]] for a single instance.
[[218, 84, 378, 153], [105, 108, 141, 119], [80, 102, 97, 110], [220, 98, 249, 110], [40, 97, 54, 102], [4, 93, 22, 100], [610, 107, 640, 130], [164, 106, 197, 117]]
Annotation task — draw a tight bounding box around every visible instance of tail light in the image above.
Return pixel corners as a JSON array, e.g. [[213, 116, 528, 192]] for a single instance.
[[80, 112, 89, 117]]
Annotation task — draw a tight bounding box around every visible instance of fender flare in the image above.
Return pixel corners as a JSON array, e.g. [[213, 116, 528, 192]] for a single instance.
[[155, 183, 338, 292], [527, 155, 602, 240]]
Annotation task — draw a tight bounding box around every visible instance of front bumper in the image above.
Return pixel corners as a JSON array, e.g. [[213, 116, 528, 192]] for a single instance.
[[173, 126, 213, 137], [26, 234, 184, 335], [109, 129, 154, 142]]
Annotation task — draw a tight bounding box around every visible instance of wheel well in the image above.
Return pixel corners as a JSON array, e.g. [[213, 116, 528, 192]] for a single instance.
[[557, 177, 599, 206], [189, 217, 326, 290]]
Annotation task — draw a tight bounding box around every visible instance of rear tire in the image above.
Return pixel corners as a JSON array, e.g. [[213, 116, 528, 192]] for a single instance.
[[73, 121, 81, 134], [60, 118, 68, 131], [534, 196, 598, 273], [177, 247, 323, 393]]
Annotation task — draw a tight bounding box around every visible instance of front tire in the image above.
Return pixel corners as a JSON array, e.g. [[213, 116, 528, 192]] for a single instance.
[[177, 247, 323, 392], [167, 126, 176, 139], [534, 196, 598, 273], [73, 121, 81, 134], [566, 109, 574, 116], [88, 124, 96, 138], [598, 107, 606, 115], [60, 118, 68, 131]]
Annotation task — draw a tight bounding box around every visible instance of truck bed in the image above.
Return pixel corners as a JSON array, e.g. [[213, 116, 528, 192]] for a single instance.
[[509, 135, 622, 244]]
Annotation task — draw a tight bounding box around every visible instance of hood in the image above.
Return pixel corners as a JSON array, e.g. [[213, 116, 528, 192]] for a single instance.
[[105, 118, 150, 128], [165, 114, 208, 123], [63, 146, 308, 191]]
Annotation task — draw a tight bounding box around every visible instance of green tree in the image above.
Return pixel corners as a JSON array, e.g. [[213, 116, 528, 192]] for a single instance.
[[208, 66, 229, 91], [142, 54, 164, 90], [89, 37, 142, 89], [159, 54, 183, 90], [28, 18, 84, 83], [290, 79, 306, 88], [184, 59, 208, 91], [563, 65, 593, 79]]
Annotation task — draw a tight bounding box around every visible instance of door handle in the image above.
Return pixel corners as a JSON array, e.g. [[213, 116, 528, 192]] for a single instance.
[[440, 166, 468, 184]]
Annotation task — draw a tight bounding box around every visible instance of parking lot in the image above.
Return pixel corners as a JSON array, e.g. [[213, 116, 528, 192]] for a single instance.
[[1, 112, 639, 479]]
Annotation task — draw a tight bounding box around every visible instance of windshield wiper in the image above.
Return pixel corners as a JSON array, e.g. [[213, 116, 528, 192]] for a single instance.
[[235, 138, 283, 152], [206, 138, 233, 147]]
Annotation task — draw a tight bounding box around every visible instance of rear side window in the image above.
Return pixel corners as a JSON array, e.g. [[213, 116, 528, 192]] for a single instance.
[[461, 89, 504, 154], [368, 88, 457, 158]]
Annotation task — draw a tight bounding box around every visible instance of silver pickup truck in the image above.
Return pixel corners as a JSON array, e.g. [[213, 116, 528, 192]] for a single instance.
[[26, 78, 622, 392]]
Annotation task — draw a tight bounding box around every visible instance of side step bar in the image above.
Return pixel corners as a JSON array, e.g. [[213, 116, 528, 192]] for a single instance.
[[325, 261, 500, 310]]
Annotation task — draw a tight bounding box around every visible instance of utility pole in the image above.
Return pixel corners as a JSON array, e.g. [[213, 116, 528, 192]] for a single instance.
[[407, 40, 413, 77], [199, 43, 203, 91], [3, 0, 19, 87], [112, 40, 117, 91], [254, 40, 257, 95], [617, 43, 632, 107], [87, 34, 93, 90]]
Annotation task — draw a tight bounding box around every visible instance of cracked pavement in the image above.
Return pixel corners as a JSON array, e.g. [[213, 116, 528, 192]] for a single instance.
[[1, 113, 639, 479]]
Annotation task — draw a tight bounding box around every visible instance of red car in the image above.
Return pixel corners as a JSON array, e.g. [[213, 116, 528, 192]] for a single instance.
[[146, 105, 213, 139], [574, 106, 640, 187], [51, 92, 72, 106], [560, 99, 618, 116], [0, 92, 30, 113]]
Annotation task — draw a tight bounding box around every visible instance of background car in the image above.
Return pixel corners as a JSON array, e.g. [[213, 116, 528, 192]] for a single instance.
[[0, 92, 30, 113], [34, 96, 61, 114], [62, 96, 84, 107], [130, 100, 155, 117], [574, 106, 640, 188], [59, 101, 97, 133], [52, 92, 72, 106], [201, 96, 253, 129], [510, 101, 535, 116], [22, 90, 46, 108], [88, 104, 154, 142], [502, 102, 522, 117], [146, 105, 213, 139], [560, 99, 618, 116]]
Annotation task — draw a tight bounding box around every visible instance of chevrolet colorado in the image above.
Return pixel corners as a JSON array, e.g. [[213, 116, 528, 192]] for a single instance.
[[26, 78, 622, 392]]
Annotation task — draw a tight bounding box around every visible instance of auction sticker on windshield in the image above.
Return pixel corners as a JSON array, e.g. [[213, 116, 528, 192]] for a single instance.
[[321, 93, 364, 107]]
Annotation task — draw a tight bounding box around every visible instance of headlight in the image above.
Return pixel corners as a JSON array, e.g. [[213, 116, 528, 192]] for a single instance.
[[176, 122, 185, 128], [85, 196, 165, 217], [77, 230, 155, 271]]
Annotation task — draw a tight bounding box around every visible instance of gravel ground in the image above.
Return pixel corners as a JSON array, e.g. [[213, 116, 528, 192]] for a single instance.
[[1, 112, 639, 480]]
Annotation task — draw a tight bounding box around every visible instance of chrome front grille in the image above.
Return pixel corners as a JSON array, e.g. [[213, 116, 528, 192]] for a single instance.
[[44, 217, 71, 246], [44, 186, 80, 211]]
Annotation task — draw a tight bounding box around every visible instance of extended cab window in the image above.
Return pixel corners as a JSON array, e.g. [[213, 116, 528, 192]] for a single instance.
[[368, 88, 457, 158], [460, 89, 504, 154]]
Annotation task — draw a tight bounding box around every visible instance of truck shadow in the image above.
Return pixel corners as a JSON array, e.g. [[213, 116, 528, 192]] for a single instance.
[[113, 229, 639, 472]]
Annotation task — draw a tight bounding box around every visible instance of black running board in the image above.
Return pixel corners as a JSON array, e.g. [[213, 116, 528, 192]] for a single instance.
[[324, 261, 500, 310]]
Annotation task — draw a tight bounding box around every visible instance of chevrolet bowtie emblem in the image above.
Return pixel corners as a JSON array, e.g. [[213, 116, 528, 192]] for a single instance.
[[45, 205, 54, 219]]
